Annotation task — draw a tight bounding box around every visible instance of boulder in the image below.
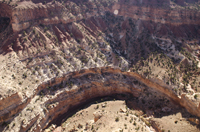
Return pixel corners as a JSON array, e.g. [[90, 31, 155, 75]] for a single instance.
[[93, 111, 103, 122]]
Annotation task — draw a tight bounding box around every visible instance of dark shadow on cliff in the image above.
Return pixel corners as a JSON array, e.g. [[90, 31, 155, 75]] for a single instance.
[[125, 96, 200, 129], [46, 93, 137, 128], [0, 17, 10, 33], [46, 93, 200, 130], [0, 115, 17, 132]]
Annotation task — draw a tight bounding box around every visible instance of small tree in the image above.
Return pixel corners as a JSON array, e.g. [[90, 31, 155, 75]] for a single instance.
[[115, 117, 119, 122]]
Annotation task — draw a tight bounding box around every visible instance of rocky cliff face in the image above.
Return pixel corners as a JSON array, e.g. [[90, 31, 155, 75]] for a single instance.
[[1, 0, 200, 60], [1, 67, 200, 131], [0, 3, 12, 18], [0, 0, 200, 32], [11, 2, 65, 32], [0, 0, 200, 132]]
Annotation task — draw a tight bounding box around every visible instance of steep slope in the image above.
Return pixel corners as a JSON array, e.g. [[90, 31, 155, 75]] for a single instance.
[[0, 0, 200, 132], [1, 67, 200, 131]]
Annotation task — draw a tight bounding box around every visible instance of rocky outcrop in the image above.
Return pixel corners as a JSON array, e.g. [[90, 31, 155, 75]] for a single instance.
[[1, 0, 199, 61], [111, 3, 200, 25], [0, 0, 200, 131], [93, 111, 103, 122], [1, 67, 200, 131], [11, 2, 65, 32], [1, 0, 200, 33], [180, 94, 200, 118], [0, 93, 31, 123], [0, 3, 12, 19]]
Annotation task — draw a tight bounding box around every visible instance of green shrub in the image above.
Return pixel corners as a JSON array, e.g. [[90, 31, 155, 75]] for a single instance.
[[115, 117, 119, 122]]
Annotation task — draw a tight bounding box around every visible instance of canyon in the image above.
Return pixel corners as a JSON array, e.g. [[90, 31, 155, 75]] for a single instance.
[[1, 67, 200, 131], [0, 0, 200, 131]]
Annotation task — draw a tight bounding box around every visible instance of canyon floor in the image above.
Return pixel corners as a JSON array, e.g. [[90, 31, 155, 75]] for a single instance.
[[45, 99, 200, 132]]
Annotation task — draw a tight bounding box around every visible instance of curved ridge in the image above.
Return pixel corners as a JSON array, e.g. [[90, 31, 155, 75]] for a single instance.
[[1, 66, 199, 131]]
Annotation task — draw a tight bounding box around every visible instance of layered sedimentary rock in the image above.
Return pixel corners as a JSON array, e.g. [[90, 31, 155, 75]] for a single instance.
[[1, 67, 200, 131], [11, 2, 65, 32], [0, 0, 200, 132], [0, 0, 200, 32]]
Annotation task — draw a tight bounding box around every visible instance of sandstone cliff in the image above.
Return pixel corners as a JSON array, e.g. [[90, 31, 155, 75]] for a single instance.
[[0, 0, 200, 132], [0, 0, 200, 33], [1, 67, 200, 131]]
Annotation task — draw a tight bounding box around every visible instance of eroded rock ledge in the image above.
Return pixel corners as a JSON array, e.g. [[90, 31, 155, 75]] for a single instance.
[[0, 0, 200, 33], [0, 67, 200, 131]]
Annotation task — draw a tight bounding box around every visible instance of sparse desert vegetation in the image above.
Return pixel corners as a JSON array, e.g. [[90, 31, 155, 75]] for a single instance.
[[0, 0, 200, 132]]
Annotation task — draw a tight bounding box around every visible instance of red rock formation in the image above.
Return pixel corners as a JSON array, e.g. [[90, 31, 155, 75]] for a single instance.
[[0, 3, 12, 19], [0, 0, 199, 33], [1, 67, 199, 131], [0, 0, 200, 131]]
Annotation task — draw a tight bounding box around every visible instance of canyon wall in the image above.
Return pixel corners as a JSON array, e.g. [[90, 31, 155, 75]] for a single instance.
[[0, 0, 200, 131], [1, 0, 200, 33], [11, 2, 65, 32], [0, 3, 12, 19], [112, 3, 200, 25], [1, 67, 200, 131], [119, 0, 170, 7]]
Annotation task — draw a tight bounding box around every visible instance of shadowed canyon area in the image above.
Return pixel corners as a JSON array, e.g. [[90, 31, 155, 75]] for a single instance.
[[0, 0, 200, 132]]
